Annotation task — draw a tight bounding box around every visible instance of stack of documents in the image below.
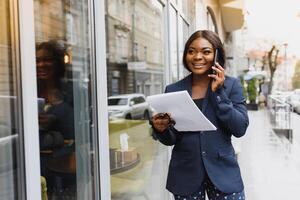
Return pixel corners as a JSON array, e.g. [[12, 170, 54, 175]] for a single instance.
[[147, 90, 216, 132]]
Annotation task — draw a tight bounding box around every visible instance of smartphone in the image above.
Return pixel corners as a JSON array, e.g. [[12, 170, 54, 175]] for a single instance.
[[212, 49, 218, 75], [38, 98, 45, 114]]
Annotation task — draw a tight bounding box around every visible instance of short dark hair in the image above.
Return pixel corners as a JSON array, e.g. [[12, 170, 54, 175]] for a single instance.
[[182, 30, 226, 72]]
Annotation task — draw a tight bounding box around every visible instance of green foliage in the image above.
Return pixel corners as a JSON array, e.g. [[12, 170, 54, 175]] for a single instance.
[[247, 79, 257, 103], [292, 60, 300, 89], [239, 76, 248, 100]]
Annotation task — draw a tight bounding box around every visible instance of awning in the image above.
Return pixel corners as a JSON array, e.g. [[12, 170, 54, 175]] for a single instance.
[[244, 71, 267, 81], [219, 0, 245, 32]]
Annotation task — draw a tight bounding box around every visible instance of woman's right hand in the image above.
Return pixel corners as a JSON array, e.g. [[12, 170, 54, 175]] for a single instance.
[[151, 113, 173, 133], [39, 114, 56, 129]]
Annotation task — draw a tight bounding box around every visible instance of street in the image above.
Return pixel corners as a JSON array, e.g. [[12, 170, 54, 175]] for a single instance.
[[238, 109, 300, 200], [291, 111, 300, 145]]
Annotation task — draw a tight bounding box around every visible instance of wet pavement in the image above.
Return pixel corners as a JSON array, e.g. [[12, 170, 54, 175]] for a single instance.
[[238, 109, 300, 200]]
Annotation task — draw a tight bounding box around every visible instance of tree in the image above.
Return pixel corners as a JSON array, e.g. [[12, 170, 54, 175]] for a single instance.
[[245, 43, 283, 94], [267, 45, 280, 93], [292, 60, 300, 89], [239, 76, 248, 101]]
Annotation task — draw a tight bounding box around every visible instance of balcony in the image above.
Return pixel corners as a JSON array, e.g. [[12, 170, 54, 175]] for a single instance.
[[219, 0, 245, 32]]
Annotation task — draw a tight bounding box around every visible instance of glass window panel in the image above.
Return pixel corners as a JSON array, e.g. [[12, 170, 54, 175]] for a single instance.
[[177, 0, 182, 11], [178, 17, 190, 79], [178, 0, 195, 28], [33, 0, 99, 199], [187, 0, 196, 30], [177, 0, 187, 16], [0, 0, 25, 199], [170, 7, 178, 82], [105, 0, 169, 199]]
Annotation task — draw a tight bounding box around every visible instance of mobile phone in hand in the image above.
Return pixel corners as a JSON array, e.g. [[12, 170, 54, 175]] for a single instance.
[[212, 49, 218, 75]]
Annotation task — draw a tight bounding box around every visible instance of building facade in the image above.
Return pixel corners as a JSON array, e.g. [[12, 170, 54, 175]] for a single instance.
[[0, 0, 244, 199]]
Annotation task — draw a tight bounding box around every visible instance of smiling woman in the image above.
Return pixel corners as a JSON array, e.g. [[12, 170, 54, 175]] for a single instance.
[[36, 41, 65, 82], [185, 38, 215, 75], [150, 30, 249, 200], [36, 41, 74, 149]]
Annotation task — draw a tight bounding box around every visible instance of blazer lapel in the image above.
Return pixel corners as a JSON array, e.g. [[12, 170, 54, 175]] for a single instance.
[[182, 74, 210, 114], [182, 74, 193, 96], [202, 80, 213, 114]]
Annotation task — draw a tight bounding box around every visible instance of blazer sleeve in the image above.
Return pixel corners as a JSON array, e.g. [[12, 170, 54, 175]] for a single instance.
[[151, 125, 182, 146], [209, 78, 249, 138], [150, 85, 182, 146]]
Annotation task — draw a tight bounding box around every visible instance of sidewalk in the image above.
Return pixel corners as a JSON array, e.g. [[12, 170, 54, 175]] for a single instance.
[[237, 109, 300, 200]]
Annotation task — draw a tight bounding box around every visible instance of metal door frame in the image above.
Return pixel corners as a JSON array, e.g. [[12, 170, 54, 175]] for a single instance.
[[94, 0, 111, 199], [18, 0, 41, 199]]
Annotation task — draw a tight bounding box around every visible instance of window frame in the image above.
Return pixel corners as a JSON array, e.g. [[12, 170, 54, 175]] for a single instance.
[[18, 0, 41, 199], [94, 0, 111, 199], [17, 0, 107, 199], [168, 0, 193, 83]]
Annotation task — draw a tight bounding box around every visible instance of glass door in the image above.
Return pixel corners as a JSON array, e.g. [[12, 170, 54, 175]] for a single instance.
[[33, 0, 100, 199], [105, 0, 170, 199], [0, 0, 26, 199]]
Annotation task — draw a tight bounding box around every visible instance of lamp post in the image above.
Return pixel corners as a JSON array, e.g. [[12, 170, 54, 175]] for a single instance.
[[282, 43, 292, 142], [283, 43, 288, 91]]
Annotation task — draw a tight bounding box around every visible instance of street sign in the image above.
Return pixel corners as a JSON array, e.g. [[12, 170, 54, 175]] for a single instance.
[[127, 61, 146, 70]]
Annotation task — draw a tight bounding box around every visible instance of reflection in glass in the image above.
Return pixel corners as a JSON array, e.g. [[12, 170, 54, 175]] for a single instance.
[[106, 0, 169, 199], [36, 41, 75, 148], [34, 0, 99, 199], [108, 98, 128, 106], [108, 94, 151, 120], [0, 0, 25, 199], [178, 18, 190, 79], [170, 7, 179, 82], [178, 0, 195, 25], [177, 0, 187, 16]]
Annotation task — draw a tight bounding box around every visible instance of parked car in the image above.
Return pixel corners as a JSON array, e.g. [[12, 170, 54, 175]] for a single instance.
[[295, 105, 300, 114], [286, 91, 300, 113], [108, 94, 152, 120]]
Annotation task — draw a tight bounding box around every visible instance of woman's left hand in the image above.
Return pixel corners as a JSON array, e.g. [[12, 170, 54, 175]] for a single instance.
[[208, 62, 225, 92]]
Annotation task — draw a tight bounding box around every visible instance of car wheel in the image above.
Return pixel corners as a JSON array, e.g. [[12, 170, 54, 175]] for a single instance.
[[143, 110, 150, 120], [125, 114, 132, 119]]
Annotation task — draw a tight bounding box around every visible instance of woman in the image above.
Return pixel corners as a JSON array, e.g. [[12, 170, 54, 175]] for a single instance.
[[151, 30, 249, 200], [36, 40, 74, 147]]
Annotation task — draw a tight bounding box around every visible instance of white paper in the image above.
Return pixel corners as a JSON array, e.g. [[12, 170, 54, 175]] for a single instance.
[[147, 90, 217, 132]]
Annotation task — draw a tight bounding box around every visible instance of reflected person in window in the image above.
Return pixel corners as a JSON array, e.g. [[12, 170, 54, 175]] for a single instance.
[[150, 30, 249, 200], [36, 40, 74, 149]]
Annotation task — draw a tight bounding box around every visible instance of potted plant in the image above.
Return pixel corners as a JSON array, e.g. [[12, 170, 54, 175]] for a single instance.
[[246, 79, 259, 110]]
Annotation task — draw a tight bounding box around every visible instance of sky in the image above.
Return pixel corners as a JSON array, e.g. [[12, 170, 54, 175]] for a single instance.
[[245, 0, 300, 57]]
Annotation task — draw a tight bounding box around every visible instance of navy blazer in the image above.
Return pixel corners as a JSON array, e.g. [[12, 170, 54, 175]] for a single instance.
[[152, 74, 249, 196]]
